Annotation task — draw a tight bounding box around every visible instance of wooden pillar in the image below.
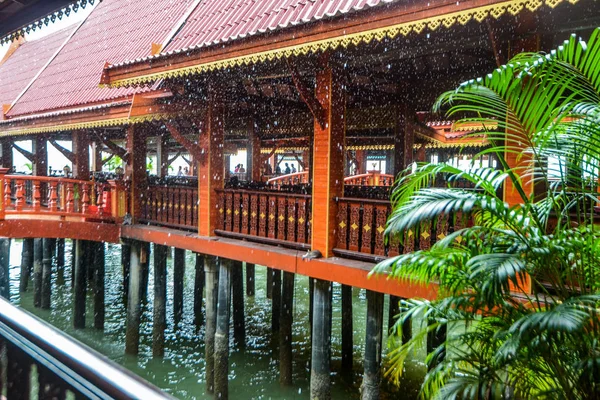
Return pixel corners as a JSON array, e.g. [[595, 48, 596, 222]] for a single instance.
[[341, 284, 353, 374], [140, 242, 150, 303], [56, 238, 65, 269], [92, 141, 102, 172], [427, 319, 447, 370], [153, 244, 168, 357], [125, 240, 142, 355], [19, 238, 33, 292], [72, 132, 89, 179], [173, 248, 185, 325], [194, 253, 205, 329], [125, 125, 147, 221], [388, 295, 400, 334], [157, 134, 169, 177], [280, 271, 295, 385], [93, 242, 105, 330], [41, 238, 52, 309], [361, 291, 384, 400], [121, 243, 131, 306], [73, 240, 87, 328], [310, 279, 332, 400], [393, 104, 414, 176], [198, 89, 225, 237], [214, 258, 232, 400], [355, 150, 366, 174], [1, 139, 13, 169], [33, 238, 43, 308], [33, 136, 48, 176], [246, 118, 261, 182], [311, 54, 346, 257], [232, 261, 245, 347], [205, 255, 219, 394], [245, 263, 255, 296], [266, 267, 273, 299], [0, 238, 9, 299], [272, 269, 281, 333]]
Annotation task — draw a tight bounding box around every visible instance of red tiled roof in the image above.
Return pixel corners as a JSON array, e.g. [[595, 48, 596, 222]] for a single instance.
[[8, 0, 195, 117], [0, 25, 75, 108], [112, 0, 394, 66]]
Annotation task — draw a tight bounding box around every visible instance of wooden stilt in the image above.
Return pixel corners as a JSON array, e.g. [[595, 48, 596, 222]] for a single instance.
[[173, 248, 185, 326], [93, 242, 105, 330], [341, 284, 353, 374], [140, 242, 150, 303], [204, 256, 219, 394], [427, 318, 447, 370], [56, 239, 65, 285], [33, 238, 43, 308], [41, 238, 52, 309], [153, 244, 168, 358], [245, 262, 255, 296], [361, 291, 384, 400], [388, 295, 400, 334], [272, 269, 281, 333], [194, 253, 205, 329], [310, 279, 332, 400], [214, 258, 232, 400], [121, 243, 131, 307], [20, 239, 33, 292], [266, 267, 273, 299], [0, 238, 9, 300], [280, 271, 295, 386], [73, 240, 87, 329], [232, 261, 245, 347]]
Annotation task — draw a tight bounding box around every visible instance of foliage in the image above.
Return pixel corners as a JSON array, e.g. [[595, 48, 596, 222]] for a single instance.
[[373, 29, 600, 399], [102, 154, 122, 172]]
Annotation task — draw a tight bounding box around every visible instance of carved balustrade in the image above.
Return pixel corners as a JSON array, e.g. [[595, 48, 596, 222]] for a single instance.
[[216, 189, 311, 249], [344, 171, 395, 186], [1, 174, 119, 221], [266, 171, 309, 189], [140, 183, 198, 230]]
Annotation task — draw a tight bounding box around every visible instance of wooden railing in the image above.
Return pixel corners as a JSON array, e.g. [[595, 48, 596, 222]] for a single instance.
[[344, 171, 394, 186], [335, 197, 469, 260], [0, 297, 173, 399], [2, 174, 120, 221], [266, 171, 309, 188], [216, 189, 311, 249], [140, 184, 198, 230]]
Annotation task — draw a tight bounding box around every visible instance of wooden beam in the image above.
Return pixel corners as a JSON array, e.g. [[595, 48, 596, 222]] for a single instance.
[[93, 132, 130, 164], [12, 143, 33, 162], [48, 139, 75, 163], [164, 122, 204, 161], [286, 58, 326, 130]]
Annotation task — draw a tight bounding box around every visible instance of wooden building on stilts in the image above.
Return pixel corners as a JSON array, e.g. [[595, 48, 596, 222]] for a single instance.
[[0, 0, 598, 398]]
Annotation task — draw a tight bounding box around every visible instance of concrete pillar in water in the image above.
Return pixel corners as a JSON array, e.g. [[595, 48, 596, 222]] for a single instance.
[[341, 284, 353, 374], [272, 269, 281, 333], [153, 244, 168, 357], [33, 238, 43, 308], [20, 239, 33, 292], [194, 253, 205, 329], [245, 263, 255, 296], [214, 258, 232, 400], [204, 256, 219, 394], [361, 290, 384, 400], [173, 248, 185, 325], [310, 279, 332, 400], [0, 238, 10, 300], [280, 271, 295, 386], [125, 241, 142, 355], [93, 242, 105, 330], [121, 242, 131, 306], [266, 267, 273, 299], [232, 261, 245, 347], [41, 238, 53, 309], [73, 240, 87, 328]]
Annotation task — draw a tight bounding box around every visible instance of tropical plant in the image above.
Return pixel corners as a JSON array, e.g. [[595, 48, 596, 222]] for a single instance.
[[373, 29, 600, 399]]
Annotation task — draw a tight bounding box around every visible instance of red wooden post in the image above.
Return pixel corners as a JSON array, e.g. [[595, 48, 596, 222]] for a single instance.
[[65, 183, 74, 213], [108, 179, 127, 222], [198, 87, 225, 237], [96, 182, 104, 215], [0, 168, 9, 219], [311, 54, 346, 257], [32, 180, 41, 211], [81, 183, 90, 214], [48, 181, 59, 212], [125, 125, 147, 222], [72, 132, 90, 179], [3, 176, 11, 209], [33, 136, 48, 176], [15, 179, 25, 211]]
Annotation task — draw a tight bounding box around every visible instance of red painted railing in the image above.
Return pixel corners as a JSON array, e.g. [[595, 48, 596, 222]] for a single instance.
[[2, 174, 118, 221], [216, 189, 311, 249], [266, 172, 309, 188], [344, 171, 394, 186], [140, 184, 198, 230], [335, 197, 468, 260]]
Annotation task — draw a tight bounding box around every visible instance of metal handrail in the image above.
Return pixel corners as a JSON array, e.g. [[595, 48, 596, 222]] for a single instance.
[[0, 297, 174, 399]]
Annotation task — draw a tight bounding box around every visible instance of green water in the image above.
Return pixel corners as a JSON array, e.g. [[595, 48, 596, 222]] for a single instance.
[[7, 239, 425, 399]]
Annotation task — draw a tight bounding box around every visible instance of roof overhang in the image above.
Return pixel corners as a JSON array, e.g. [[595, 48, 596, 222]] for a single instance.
[[100, 0, 579, 88]]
